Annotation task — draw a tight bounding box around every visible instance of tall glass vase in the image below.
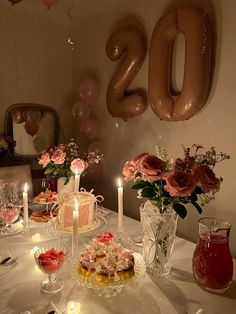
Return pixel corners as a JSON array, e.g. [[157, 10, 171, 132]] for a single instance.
[[141, 200, 178, 278], [57, 176, 75, 195]]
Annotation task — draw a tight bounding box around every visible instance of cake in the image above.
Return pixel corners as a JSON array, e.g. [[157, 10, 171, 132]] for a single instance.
[[57, 191, 97, 231], [77, 232, 135, 284]]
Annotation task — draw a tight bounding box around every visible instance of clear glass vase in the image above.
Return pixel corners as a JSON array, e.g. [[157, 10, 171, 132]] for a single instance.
[[141, 200, 178, 278], [57, 176, 75, 195], [192, 217, 233, 293]]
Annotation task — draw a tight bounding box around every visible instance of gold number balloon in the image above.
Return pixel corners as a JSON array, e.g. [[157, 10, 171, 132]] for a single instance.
[[106, 25, 147, 120], [149, 6, 212, 121]]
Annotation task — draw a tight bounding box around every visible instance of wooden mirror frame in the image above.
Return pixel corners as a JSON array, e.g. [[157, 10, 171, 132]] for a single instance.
[[4, 103, 60, 160]]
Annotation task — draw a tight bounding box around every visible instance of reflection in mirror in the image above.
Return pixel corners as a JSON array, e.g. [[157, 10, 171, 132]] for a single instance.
[[5, 103, 60, 160]]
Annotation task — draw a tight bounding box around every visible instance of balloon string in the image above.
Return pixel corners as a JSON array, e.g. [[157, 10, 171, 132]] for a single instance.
[[11, 5, 21, 96]]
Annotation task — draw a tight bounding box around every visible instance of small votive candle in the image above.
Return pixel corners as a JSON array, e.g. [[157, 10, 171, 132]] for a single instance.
[[31, 233, 41, 241], [67, 301, 81, 314]]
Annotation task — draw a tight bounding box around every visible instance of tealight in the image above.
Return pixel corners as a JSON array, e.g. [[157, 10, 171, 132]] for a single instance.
[[67, 301, 81, 314], [32, 233, 41, 241]]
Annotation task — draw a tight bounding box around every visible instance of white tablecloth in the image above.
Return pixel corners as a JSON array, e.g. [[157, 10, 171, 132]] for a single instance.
[[0, 211, 235, 314]]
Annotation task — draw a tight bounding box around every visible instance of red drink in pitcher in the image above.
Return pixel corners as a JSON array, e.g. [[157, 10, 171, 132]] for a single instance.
[[192, 218, 233, 293]]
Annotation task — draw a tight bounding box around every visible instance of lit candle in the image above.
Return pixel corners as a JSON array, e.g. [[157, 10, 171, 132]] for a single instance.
[[72, 198, 79, 259], [74, 168, 80, 193], [117, 178, 123, 231], [32, 233, 41, 241], [67, 301, 81, 314], [23, 183, 29, 230]]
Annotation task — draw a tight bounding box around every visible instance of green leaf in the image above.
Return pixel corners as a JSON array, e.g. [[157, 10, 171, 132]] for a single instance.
[[44, 168, 52, 175], [192, 201, 203, 214], [141, 186, 156, 198], [173, 203, 187, 219], [132, 180, 148, 190], [163, 198, 171, 206]]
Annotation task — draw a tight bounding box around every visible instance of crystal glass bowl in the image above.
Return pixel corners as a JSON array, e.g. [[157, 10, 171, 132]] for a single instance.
[[34, 241, 69, 294], [74, 252, 146, 297]]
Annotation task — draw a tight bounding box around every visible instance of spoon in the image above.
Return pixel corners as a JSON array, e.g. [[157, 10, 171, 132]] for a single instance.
[[0, 256, 18, 266], [0, 256, 11, 265]]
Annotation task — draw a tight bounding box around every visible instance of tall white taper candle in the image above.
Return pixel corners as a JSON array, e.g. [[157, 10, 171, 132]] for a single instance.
[[23, 182, 28, 230], [74, 168, 80, 193], [117, 178, 123, 231], [72, 198, 79, 259]]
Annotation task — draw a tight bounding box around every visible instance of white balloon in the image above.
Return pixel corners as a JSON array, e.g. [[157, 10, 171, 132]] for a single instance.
[[72, 101, 90, 121]]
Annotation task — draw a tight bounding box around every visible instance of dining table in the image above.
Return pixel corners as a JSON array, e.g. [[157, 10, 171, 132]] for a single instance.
[[0, 208, 235, 314]]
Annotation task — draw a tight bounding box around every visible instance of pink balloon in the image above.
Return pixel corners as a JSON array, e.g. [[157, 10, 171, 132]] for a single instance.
[[8, 0, 22, 5], [79, 78, 100, 105], [80, 117, 98, 141], [85, 163, 103, 183], [42, 0, 58, 9]]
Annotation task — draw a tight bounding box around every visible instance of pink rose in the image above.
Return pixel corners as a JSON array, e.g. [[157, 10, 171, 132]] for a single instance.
[[164, 171, 196, 196], [138, 154, 166, 183], [122, 160, 137, 181], [51, 149, 66, 165], [70, 158, 87, 174], [122, 153, 148, 182], [57, 144, 66, 151], [38, 152, 50, 168], [96, 232, 113, 244], [193, 165, 219, 192]]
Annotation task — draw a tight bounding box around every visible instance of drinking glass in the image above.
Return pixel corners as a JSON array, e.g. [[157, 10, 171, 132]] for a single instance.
[[0, 180, 22, 235], [34, 242, 69, 294], [192, 217, 233, 293]]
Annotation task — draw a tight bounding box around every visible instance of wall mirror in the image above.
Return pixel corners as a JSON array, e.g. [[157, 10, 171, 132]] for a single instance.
[[4, 103, 60, 160]]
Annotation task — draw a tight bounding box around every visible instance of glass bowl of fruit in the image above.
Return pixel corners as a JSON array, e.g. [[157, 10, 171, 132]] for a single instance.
[[34, 241, 69, 294]]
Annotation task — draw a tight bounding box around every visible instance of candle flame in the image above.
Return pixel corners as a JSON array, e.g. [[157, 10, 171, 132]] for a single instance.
[[24, 182, 28, 193], [117, 178, 122, 188], [74, 198, 79, 211]]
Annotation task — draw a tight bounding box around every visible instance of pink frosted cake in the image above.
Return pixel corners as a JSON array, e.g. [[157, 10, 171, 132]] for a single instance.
[[57, 191, 97, 231], [77, 232, 135, 284]]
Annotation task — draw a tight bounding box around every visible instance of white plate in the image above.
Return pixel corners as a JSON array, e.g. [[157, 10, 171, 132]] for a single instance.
[[46, 214, 107, 236], [0, 219, 24, 237], [74, 252, 146, 297]]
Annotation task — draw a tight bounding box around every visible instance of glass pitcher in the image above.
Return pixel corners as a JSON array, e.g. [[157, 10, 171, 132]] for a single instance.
[[192, 217, 233, 293]]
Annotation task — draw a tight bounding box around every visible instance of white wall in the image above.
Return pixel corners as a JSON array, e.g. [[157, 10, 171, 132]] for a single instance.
[[0, 0, 74, 140], [0, 0, 235, 257], [71, 0, 236, 256]]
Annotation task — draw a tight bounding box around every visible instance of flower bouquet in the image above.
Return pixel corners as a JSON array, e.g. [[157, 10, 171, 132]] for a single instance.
[[123, 144, 230, 218], [38, 140, 103, 185], [0, 135, 15, 157], [123, 144, 230, 277]]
